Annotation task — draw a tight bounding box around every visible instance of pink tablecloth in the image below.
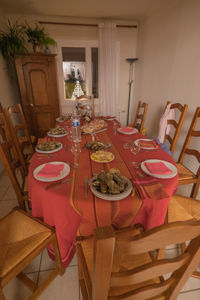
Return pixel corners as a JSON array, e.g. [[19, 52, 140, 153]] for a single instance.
[[29, 122, 178, 267]]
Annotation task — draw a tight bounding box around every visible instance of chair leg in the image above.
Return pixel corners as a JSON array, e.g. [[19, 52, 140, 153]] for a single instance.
[[190, 182, 200, 199]]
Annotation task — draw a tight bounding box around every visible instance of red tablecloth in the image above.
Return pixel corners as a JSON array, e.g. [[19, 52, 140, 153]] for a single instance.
[[29, 122, 178, 267]]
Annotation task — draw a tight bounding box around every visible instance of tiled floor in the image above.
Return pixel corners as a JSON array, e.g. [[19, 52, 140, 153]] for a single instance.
[[0, 171, 200, 299]]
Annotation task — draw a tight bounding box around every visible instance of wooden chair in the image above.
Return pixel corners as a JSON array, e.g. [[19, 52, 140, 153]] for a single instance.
[[164, 101, 188, 153], [0, 106, 29, 210], [77, 221, 200, 300], [168, 194, 200, 279], [0, 207, 64, 299], [132, 101, 148, 133], [3, 103, 36, 166], [176, 107, 200, 199], [76, 95, 95, 119]]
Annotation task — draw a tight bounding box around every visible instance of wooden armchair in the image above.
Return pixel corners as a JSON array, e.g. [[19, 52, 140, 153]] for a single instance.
[[0, 108, 29, 210], [3, 103, 36, 166], [0, 208, 64, 299], [164, 101, 188, 153], [176, 107, 200, 199], [76, 95, 95, 119], [132, 101, 148, 133], [77, 221, 200, 300]]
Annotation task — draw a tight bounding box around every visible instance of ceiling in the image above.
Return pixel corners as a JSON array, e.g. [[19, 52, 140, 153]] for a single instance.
[[0, 0, 180, 21]]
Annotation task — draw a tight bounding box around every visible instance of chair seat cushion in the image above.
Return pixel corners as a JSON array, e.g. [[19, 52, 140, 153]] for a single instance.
[[176, 163, 196, 182], [0, 210, 52, 278], [168, 194, 200, 223]]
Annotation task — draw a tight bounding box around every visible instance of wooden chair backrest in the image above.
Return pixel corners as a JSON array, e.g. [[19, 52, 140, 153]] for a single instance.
[[178, 107, 200, 174], [77, 95, 95, 119], [5, 103, 34, 154], [164, 101, 188, 153], [89, 221, 200, 300], [133, 101, 148, 133], [0, 104, 26, 209]]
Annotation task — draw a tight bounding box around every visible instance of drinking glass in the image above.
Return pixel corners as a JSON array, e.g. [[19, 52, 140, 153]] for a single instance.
[[130, 142, 140, 168], [71, 142, 81, 168], [113, 121, 121, 135]]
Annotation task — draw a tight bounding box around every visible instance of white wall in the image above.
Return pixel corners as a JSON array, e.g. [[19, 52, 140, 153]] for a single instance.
[[134, 0, 200, 198]]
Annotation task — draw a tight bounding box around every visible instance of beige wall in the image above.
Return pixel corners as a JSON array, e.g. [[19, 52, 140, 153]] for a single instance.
[[134, 0, 200, 197]]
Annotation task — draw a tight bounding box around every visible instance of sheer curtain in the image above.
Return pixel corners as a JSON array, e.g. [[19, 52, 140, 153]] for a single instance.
[[98, 22, 117, 117]]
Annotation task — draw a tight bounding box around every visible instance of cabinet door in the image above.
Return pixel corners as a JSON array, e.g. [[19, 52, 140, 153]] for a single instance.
[[15, 55, 60, 137]]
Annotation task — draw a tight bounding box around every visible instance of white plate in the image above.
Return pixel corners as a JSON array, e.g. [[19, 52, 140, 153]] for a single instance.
[[33, 162, 70, 182], [134, 139, 157, 150], [47, 131, 69, 138], [118, 127, 138, 135], [88, 176, 133, 201], [36, 142, 63, 154], [141, 159, 177, 179]]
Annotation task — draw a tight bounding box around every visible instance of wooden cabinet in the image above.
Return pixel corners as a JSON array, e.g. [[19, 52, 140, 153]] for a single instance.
[[15, 54, 60, 137]]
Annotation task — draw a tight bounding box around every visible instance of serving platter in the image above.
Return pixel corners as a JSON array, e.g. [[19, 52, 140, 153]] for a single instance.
[[90, 151, 114, 163], [88, 175, 133, 201]]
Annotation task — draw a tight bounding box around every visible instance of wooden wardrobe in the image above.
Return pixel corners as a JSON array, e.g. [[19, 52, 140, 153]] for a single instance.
[[15, 54, 60, 137]]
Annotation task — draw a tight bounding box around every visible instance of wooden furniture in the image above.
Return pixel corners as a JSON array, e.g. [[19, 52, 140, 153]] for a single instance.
[[176, 107, 200, 199], [77, 221, 200, 300], [164, 101, 188, 153], [3, 103, 36, 167], [77, 95, 95, 119], [168, 194, 200, 279], [0, 106, 28, 210], [15, 54, 60, 137], [132, 101, 148, 133], [0, 208, 64, 299]]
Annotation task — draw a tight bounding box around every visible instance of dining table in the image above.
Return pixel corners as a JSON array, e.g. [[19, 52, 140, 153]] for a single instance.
[[28, 119, 178, 268]]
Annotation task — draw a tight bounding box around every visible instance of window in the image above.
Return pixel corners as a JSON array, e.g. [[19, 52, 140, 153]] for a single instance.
[[61, 46, 98, 100]]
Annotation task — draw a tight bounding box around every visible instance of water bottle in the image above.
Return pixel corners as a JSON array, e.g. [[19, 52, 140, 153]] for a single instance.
[[71, 109, 81, 143]]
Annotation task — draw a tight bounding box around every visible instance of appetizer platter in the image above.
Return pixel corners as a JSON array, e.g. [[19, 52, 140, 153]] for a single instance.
[[90, 150, 114, 163], [84, 141, 111, 151], [47, 127, 69, 138], [81, 119, 105, 134], [89, 168, 133, 200], [36, 141, 63, 153]]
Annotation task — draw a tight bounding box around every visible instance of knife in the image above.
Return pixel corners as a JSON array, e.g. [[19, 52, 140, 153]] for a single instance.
[[45, 178, 72, 190], [84, 176, 88, 199]]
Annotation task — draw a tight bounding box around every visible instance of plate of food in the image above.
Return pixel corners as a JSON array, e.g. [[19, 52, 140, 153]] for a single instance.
[[88, 168, 133, 201], [56, 115, 69, 122], [33, 162, 70, 182], [47, 127, 69, 138], [36, 141, 63, 154], [90, 150, 114, 163], [118, 127, 138, 135], [134, 139, 159, 150], [81, 119, 105, 134], [84, 141, 111, 151], [141, 159, 178, 179]]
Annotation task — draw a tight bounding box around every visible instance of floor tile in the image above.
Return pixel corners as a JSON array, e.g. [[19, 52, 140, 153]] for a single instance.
[[178, 289, 200, 299], [23, 254, 42, 274], [2, 272, 38, 300], [38, 266, 79, 300], [0, 198, 18, 218], [40, 249, 77, 271], [2, 185, 17, 201]]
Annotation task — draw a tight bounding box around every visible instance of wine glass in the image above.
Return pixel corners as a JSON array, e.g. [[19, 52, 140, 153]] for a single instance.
[[130, 142, 140, 168], [113, 121, 121, 135]]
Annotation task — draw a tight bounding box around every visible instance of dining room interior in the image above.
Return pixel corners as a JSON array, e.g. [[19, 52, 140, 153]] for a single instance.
[[0, 0, 200, 299]]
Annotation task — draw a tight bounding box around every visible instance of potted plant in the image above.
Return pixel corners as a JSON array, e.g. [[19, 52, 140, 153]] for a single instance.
[[0, 19, 27, 59], [24, 23, 56, 53]]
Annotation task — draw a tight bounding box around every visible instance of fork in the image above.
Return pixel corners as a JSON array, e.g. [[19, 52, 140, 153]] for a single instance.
[[45, 177, 72, 190]]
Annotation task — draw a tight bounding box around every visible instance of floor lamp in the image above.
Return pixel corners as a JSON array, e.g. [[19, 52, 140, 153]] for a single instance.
[[126, 58, 138, 125]]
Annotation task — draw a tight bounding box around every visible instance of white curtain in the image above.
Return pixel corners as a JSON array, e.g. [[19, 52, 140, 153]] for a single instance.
[[98, 22, 117, 117]]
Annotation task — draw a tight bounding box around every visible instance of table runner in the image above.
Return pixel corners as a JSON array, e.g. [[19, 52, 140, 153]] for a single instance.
[[29, 122, 178, 267]]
